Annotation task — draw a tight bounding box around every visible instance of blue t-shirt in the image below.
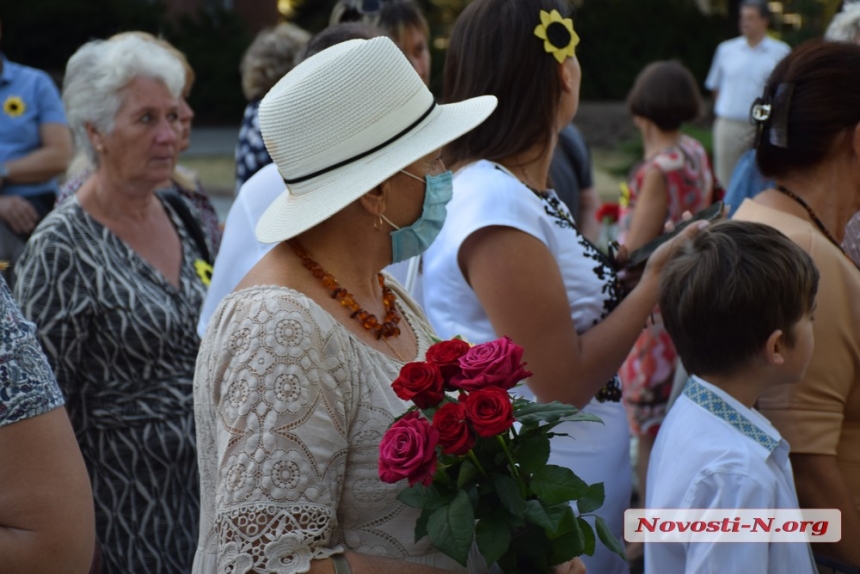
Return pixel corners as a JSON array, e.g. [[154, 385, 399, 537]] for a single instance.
[[0, 55, 68, 198], [724, 149, 773, 217]]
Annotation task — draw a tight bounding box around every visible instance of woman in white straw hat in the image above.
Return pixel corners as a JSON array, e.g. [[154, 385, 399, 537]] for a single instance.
[[192, 37, 509, 574]]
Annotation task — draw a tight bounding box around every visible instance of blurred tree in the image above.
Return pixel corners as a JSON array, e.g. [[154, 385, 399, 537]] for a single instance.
[[569, 0, 727, 99]]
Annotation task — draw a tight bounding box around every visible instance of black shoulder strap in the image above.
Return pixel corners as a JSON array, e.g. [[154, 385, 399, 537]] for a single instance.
[[160, 191, 212, 265]]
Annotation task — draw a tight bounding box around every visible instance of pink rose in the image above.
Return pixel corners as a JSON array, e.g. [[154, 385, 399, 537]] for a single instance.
[[432, 402, 476, 456], [450, 337, 533, 391], [426, 339, 471, 385], [379, 411, 439, 486], [391, 362, 445, 409], [462, 387, 515, 438]]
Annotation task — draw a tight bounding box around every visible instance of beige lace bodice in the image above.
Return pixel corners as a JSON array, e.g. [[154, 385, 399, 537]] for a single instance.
[[192, 284, 466, 574]]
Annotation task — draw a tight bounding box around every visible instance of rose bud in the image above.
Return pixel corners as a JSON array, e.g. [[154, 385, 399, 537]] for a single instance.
[[432, 402, 476, 456], [450, 336, 533, 392], [391, 362, 445, 409], [462, 387, 515, 438], [378, 411, 439, 486], [425, 339, 471, 385]]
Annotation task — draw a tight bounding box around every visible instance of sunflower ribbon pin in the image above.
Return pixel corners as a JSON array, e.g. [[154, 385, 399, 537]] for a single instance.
[[3, 96, 26, 118], [195, 259, 213, 287], [533, 9, 579, 64]]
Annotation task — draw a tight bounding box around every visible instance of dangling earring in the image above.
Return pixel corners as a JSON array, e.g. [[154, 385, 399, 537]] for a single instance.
[[374, 213, 383, 231]]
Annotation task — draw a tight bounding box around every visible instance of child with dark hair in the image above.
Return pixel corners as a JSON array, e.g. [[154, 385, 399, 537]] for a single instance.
[[733, 40, 860, 568], [617, 60, 716, 512], [647, 220, 819, 573]]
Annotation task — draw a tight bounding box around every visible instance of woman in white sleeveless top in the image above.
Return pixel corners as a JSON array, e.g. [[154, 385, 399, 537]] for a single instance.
[[423, 2, 704, 572]]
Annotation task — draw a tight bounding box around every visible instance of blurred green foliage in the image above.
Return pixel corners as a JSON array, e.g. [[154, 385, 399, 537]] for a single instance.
[[0, 0, 831, 123]]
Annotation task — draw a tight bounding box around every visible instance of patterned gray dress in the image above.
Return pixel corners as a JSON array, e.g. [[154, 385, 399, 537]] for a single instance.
[[14, 193, 210, 574]]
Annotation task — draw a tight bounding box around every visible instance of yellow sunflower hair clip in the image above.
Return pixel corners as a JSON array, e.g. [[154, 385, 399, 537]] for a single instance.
[[533, 9, 579, 64]]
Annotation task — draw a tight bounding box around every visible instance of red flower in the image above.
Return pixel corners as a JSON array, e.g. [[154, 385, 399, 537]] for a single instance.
[[595, 202, 620, 223], [426, 339, 471, 385], [462, 387, 515, 438], [392, 362, 445, 409], [450, 337, 532, 392], [378, 411, 439, 486], [432, 402, 476, 456]]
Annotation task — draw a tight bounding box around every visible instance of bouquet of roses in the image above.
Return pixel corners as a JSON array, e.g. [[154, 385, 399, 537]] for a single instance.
[[378, 336, 625, 573]]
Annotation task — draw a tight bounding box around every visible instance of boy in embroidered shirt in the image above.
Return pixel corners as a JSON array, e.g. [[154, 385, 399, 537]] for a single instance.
[[645, 221, 819, 574]]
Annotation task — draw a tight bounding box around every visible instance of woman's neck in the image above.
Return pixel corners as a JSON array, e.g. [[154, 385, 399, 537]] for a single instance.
[[770, 163, 860, 244], [82, 168, 163, 222], [497, 139, 557, 191], [642, 128, 682, 160], [292, 216, 390, 305]]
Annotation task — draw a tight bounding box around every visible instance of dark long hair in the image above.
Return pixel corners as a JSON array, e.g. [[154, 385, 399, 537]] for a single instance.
[[755, 40, 860, 178], [443, 0, 570, 166]]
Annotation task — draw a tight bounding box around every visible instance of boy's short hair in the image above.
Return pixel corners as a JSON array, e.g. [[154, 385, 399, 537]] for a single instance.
[[660, 221, 819, 377], [626, 61, 702, 132]]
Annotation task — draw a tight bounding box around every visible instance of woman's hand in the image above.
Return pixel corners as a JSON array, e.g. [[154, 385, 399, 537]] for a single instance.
[[641, 218, 710, 282], [552, 556, 586, 574]]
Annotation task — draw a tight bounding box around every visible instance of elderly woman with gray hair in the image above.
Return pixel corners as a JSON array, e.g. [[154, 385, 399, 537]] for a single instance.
[[13, 34, 210, 574]]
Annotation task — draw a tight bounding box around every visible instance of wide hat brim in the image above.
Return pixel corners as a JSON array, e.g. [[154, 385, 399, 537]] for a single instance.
[[255, 94, 497, 244]]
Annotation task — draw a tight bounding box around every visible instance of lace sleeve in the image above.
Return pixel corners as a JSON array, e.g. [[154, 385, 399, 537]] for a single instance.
[[203, 290, 355, 573]]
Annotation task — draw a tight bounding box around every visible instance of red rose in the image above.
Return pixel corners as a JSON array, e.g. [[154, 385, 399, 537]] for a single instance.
[[595, 202, 620, 223], [462, 387, 515, 438], [391, 362, 445, 409], [426, 339, 471, 385], [450, 337, 533, 392], [432, 402, 476, 456], [378, 411, 439, 486]]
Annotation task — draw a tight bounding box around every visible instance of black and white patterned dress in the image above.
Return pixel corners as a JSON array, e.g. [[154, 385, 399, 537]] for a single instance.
[[14, 193, 209, 574]]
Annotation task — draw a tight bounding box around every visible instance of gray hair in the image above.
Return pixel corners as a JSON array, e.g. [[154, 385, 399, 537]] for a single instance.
[[240, 23, 311, 102], [825, 4, 860, 43], [62, 34, 185, 166]]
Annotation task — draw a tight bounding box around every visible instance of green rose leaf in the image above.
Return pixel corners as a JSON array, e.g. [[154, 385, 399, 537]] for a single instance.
[[516, 433, 550, 474], [514, 401, 605, 425], [544, 504, 573, 536], [415, 508, 431, 543], [524, 499, 554, 529], [397, 483, 453, 510], [427, 490, 475, 566], [596, 515, 627, 561], [457, 458, 478, 489], [492, 473, 526, 518], [476, 517, 512, 567], [577, 482, 606, 515], [578, 517, 596, 556], [531, 465, 589, 505], [549, 510, 585, 565]]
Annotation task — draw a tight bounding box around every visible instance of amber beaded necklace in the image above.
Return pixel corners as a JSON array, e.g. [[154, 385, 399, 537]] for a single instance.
[[289, 240, 402, 340]]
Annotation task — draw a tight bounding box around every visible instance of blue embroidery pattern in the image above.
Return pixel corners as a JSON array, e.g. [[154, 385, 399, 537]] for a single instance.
[[683, 378, 778, 453]]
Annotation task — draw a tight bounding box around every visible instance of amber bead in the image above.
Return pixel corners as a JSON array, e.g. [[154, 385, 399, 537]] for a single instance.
[[290, 240, 403, 341]]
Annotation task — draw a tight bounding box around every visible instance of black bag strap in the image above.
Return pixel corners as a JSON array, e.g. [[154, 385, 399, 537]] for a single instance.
[[160, 191, 212, 265]]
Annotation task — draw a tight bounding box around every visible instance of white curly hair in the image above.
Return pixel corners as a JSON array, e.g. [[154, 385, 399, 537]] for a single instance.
[[62, 34, 185, 166], [825, 2, 860, 43]]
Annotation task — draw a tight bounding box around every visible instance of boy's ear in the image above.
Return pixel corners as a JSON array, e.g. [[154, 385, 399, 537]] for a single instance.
[[764, 329, 786, 367]]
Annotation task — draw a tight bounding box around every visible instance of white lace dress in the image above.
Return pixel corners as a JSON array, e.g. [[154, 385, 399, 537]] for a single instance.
[[193, 283, 468, 574]]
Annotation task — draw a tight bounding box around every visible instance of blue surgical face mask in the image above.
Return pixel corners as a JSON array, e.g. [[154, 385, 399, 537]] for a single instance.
[[380, 169, 453, 263]]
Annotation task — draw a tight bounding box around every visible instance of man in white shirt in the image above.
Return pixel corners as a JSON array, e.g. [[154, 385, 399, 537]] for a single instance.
[[705, 0, 790, 188], [646, 221, 819, 573]]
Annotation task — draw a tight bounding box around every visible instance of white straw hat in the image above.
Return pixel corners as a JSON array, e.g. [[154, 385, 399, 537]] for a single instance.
[[255, 36, 497, 244]]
